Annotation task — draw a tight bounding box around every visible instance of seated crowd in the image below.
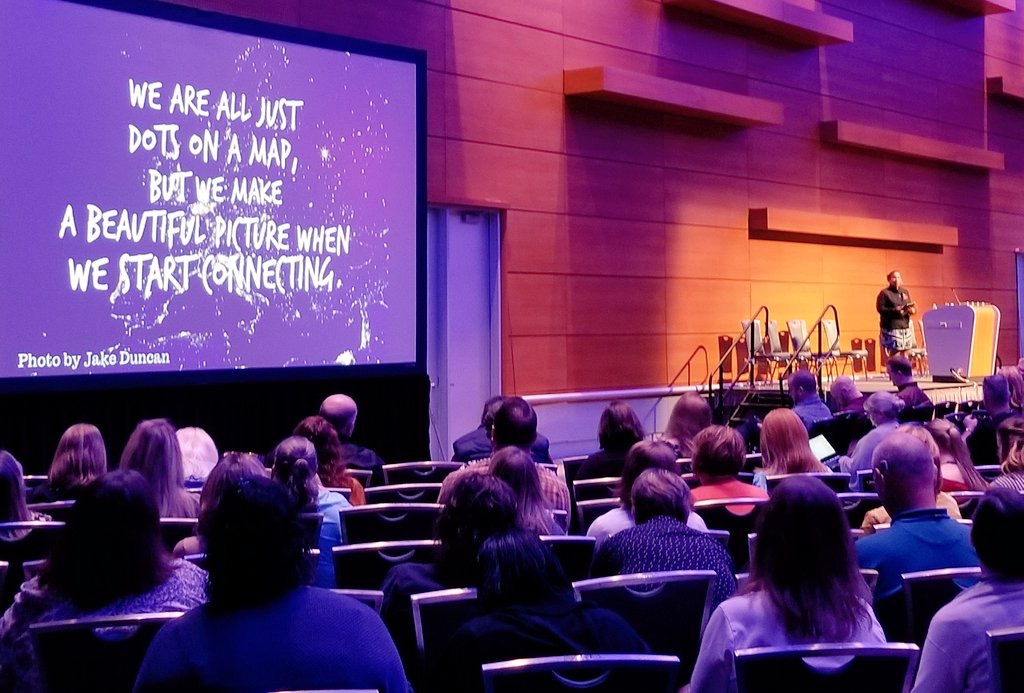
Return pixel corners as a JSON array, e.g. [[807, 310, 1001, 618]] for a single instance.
[[1, 376, 1024, 692]]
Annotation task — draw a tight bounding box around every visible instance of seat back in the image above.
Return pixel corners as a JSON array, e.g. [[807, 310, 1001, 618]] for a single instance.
[[26, 501, 77, 522], [575, 499, 620, 534], [338, 503, 442, 544], [573, 570, 715, 684], [734, 643, 920, 693], [898, 404, 935, 424], [902, 566, 982, 645], [30, 612, 182, 693], [821, 319, 842, 353], [540, 535, 595, 582], [0, 522, 65, 610], [787, 319, 812, 354], [158, 518, 198, 553], [364, 483, 443, 505], [332, 539, 436, 589], [411, 587, 480, 672], [838, 493, 882, 530], [691, 499, 767, 571], [741, 320, 765, 355], [572, 477, 621, 502], [947, 491, 986, 519], [989, 626, 1024, 693], [765, 321, 786, 354], [765, 473, 851, 494], [382, 462, 464, 486], [298, 512, 325, 548], [347, 468, 373, 488], [330, 588, 384, 614], [482, 654, 680, 693]]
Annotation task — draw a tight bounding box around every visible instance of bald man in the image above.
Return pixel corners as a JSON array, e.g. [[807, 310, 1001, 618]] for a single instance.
[[856, 432, 978, 603], [829, 376, 866, 414], [320, 394, 385, 486]]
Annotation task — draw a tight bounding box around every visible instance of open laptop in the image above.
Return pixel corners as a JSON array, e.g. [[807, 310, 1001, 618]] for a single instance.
[[809, 434, 841, 470]]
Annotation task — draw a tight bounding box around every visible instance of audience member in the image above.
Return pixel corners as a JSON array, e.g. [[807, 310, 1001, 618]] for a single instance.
[[319, 393, 386, 486], [756, 409, 828, 487], [176, 426, 217, 487], [452, 395, 552, 465], [887, 355, 933, 409], [0, 470, 206, 693], [0, 451, 51, 526], [998, 365, 1024, 412], [271, 436, 349, 588], [839, 391, 903, 489], [173, 452, 266, 557], [661, 392, 713, 457], [690, 476, 884, 693], [439, 397, 568, 511], [912, 488, 1024, 693], [925, 419, 989, 492], [435, 528, 648, 693], [966, 374, 1017, 467], [575, 401, 644, 480], [27, 423, 107, 503], [688, 426, 768, 505], [859, 424, 962, 534], [135, 476, 408, 693], [787, 370, 832, 430], [381, 474, 517, 674], [119, 418, 199, 518], [294, 415, 366, 505], [587, 440, 707, 550], [990, 416, 1024, 491], [490, 447, 560, 535], [829, 376, 866, 414], [592, 469, 736, 609], [856, 433, 978, 609]]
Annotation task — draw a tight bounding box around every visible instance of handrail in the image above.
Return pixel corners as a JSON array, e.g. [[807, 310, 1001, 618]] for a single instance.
[[777, 304, 840, 398], [702, 305, 770, 421], [667, 345, 709, 390]]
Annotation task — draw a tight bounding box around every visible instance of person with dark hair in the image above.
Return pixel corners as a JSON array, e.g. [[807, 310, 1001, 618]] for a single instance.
[[439, 397, 568, 511], [887, 355, 933, 409], [587, 440, 707, 549], [877, 269, 916, 358], [120, 418, 199, 518], [134, 476, 408, 693], [319, 393, 386, 486], [27, 423, 107, 503], [592, 469, 736, 609], [452, 396, 553, 465], [0, 470, 206, 693], [576, 401, 645, 480], [690, 476, 884, 693], [912, 488, 1024, 693], [0, 451, 49, 526], [271, 435, 350, 588], [490, 447, 560, 535], [661, 392, 713, 457], [990, 416, 1024, 491], [787, 369, 832, 431], [434, 528, 648, 693], [965, 374, 1017, 467], [382, 474, 518, 675], [689, 425, 769, 503], [294, 415, 366, 505], [856, 433, 978, 604]]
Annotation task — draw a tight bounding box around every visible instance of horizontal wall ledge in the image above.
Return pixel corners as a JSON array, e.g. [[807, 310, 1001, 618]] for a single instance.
[[987, 75, 1024, 103], [820, 120, 1005, 171], [662, 0, 853, 46], [563, 66, 783, 127], [749, 207, 958, 253], [935, 0, 1015, 14]]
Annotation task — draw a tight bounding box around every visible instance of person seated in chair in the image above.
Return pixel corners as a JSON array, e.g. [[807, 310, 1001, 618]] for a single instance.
[[575, 401, 645, 480], [787, 370, 832, 431], [965, 374, 1017, 468], [912, 488, 1024, 693], [887, 355, 933, 410], [320, 394, 386, 486], [829, 376, 866, 414], [688, 425, 769, 503], [452, 396, 552, 465], [434, 527, 648, 693], [839, 392, 904, 489]]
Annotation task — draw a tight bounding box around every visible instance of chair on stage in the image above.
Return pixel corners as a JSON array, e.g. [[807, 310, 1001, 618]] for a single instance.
[[382, 462, 464, 486], [573, 570, 716, 685], [31, 612, 182, 693], [786, 319, 825, 371], [733, 643, 920, 693], [332, 539, 437, 589], [821, 319, 868, 380], [338, 503, 442, 544], [909, 320, 928, 376], [481, 654, 680, 693], [740, 320, 789, 380], [989, 626, 1024, 693]]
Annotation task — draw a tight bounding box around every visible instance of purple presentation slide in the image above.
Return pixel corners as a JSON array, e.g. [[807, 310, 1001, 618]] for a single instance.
[[0, 0, 421, 381]]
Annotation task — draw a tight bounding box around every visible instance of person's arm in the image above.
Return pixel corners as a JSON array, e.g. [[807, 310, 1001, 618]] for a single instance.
[[689, 604, 737, 693], [910, 625, 966, 693]]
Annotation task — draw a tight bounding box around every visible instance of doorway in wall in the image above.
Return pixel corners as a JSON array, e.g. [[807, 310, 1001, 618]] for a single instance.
[[426, 207, 501, 460]]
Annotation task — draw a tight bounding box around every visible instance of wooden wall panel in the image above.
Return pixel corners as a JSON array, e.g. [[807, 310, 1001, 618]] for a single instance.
[[505, 274, 568, 336], [665, 225, 751, 280], [566, 335, 668, 390], [446, 75, 565, 152], [446, 11, 563, 92], [666, 278, 752, 334], [564, 217, 666, 277], [503, 211, 569, 274], [566, 277, 667, 335]]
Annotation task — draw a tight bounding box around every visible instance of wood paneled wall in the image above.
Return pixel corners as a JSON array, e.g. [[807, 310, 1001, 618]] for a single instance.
[[177, 0, 1024, 394]]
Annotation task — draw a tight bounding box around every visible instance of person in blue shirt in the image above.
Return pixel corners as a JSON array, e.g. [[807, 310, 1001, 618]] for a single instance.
[[787, 369, 832, 431]]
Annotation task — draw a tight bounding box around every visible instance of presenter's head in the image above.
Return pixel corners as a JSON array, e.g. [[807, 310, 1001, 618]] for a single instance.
[[887, 270, 903, 289], [319, 394, 358, 438]]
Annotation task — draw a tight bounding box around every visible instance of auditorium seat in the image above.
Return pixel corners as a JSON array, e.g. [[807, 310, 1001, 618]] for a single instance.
[[410, 587, 479, 677], [692, 498, 767, 571], [364, 483, 443, 505], [382, 462, 464, 486], [541, 535, 595, 582], [330, 588, 384, 613], [901, 566, 982, 645], [733, 643, 919, 693], [332, 539, 436, 590], [765, 473, 851, 493], [572, 477, 620, 502], [481, 654, 679, 693], [988, 626, 1024, 693], [158, 517, 198, 553], [26, 501, 76, 522], [0, 521, 64, 610], [338, 503, 442, 544]]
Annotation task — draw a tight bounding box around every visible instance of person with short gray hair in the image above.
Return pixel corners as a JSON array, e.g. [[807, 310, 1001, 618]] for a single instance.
[[839, 391, 904, 489]]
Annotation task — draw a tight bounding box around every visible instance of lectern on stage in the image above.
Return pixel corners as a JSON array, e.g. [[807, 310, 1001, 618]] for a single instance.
[[921, 303, 1001, 382]]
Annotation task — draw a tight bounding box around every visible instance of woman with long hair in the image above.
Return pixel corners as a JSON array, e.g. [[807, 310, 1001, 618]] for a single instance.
[[120, 418, 198, 518], [270, 436, 350, 588], [490, 447, 559, 534], [28, 423, 107, 503], [576, 401, 645, 480], [759, 408, 827, 477], [991, 417, 1024, 491], [690, 476, 884, 693], [925, 418, 989, 492], [0, 470, 206, 693], [661, 393, 713, 458], [0, 451, 44, 525], [293, 415, 366, 505]]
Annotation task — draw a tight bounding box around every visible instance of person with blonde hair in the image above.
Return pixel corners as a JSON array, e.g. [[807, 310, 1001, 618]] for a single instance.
[[120, 418, 199, 518], [758, 409, 828, 480], [176, 426, 218, 487], [925, 419, 989, 493], [661, 393, 712, 457], [28, 423, 107, 503], [840, 391, 904, 489], [990, 417, 1024, 491], [490, 447, 560, 535]]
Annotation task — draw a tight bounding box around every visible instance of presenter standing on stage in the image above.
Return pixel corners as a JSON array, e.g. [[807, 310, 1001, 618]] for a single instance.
[[877, 270, 917, 358]]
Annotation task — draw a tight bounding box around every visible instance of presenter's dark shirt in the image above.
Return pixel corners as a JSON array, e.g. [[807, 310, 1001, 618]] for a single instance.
[[877, 287, 913, 330]]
